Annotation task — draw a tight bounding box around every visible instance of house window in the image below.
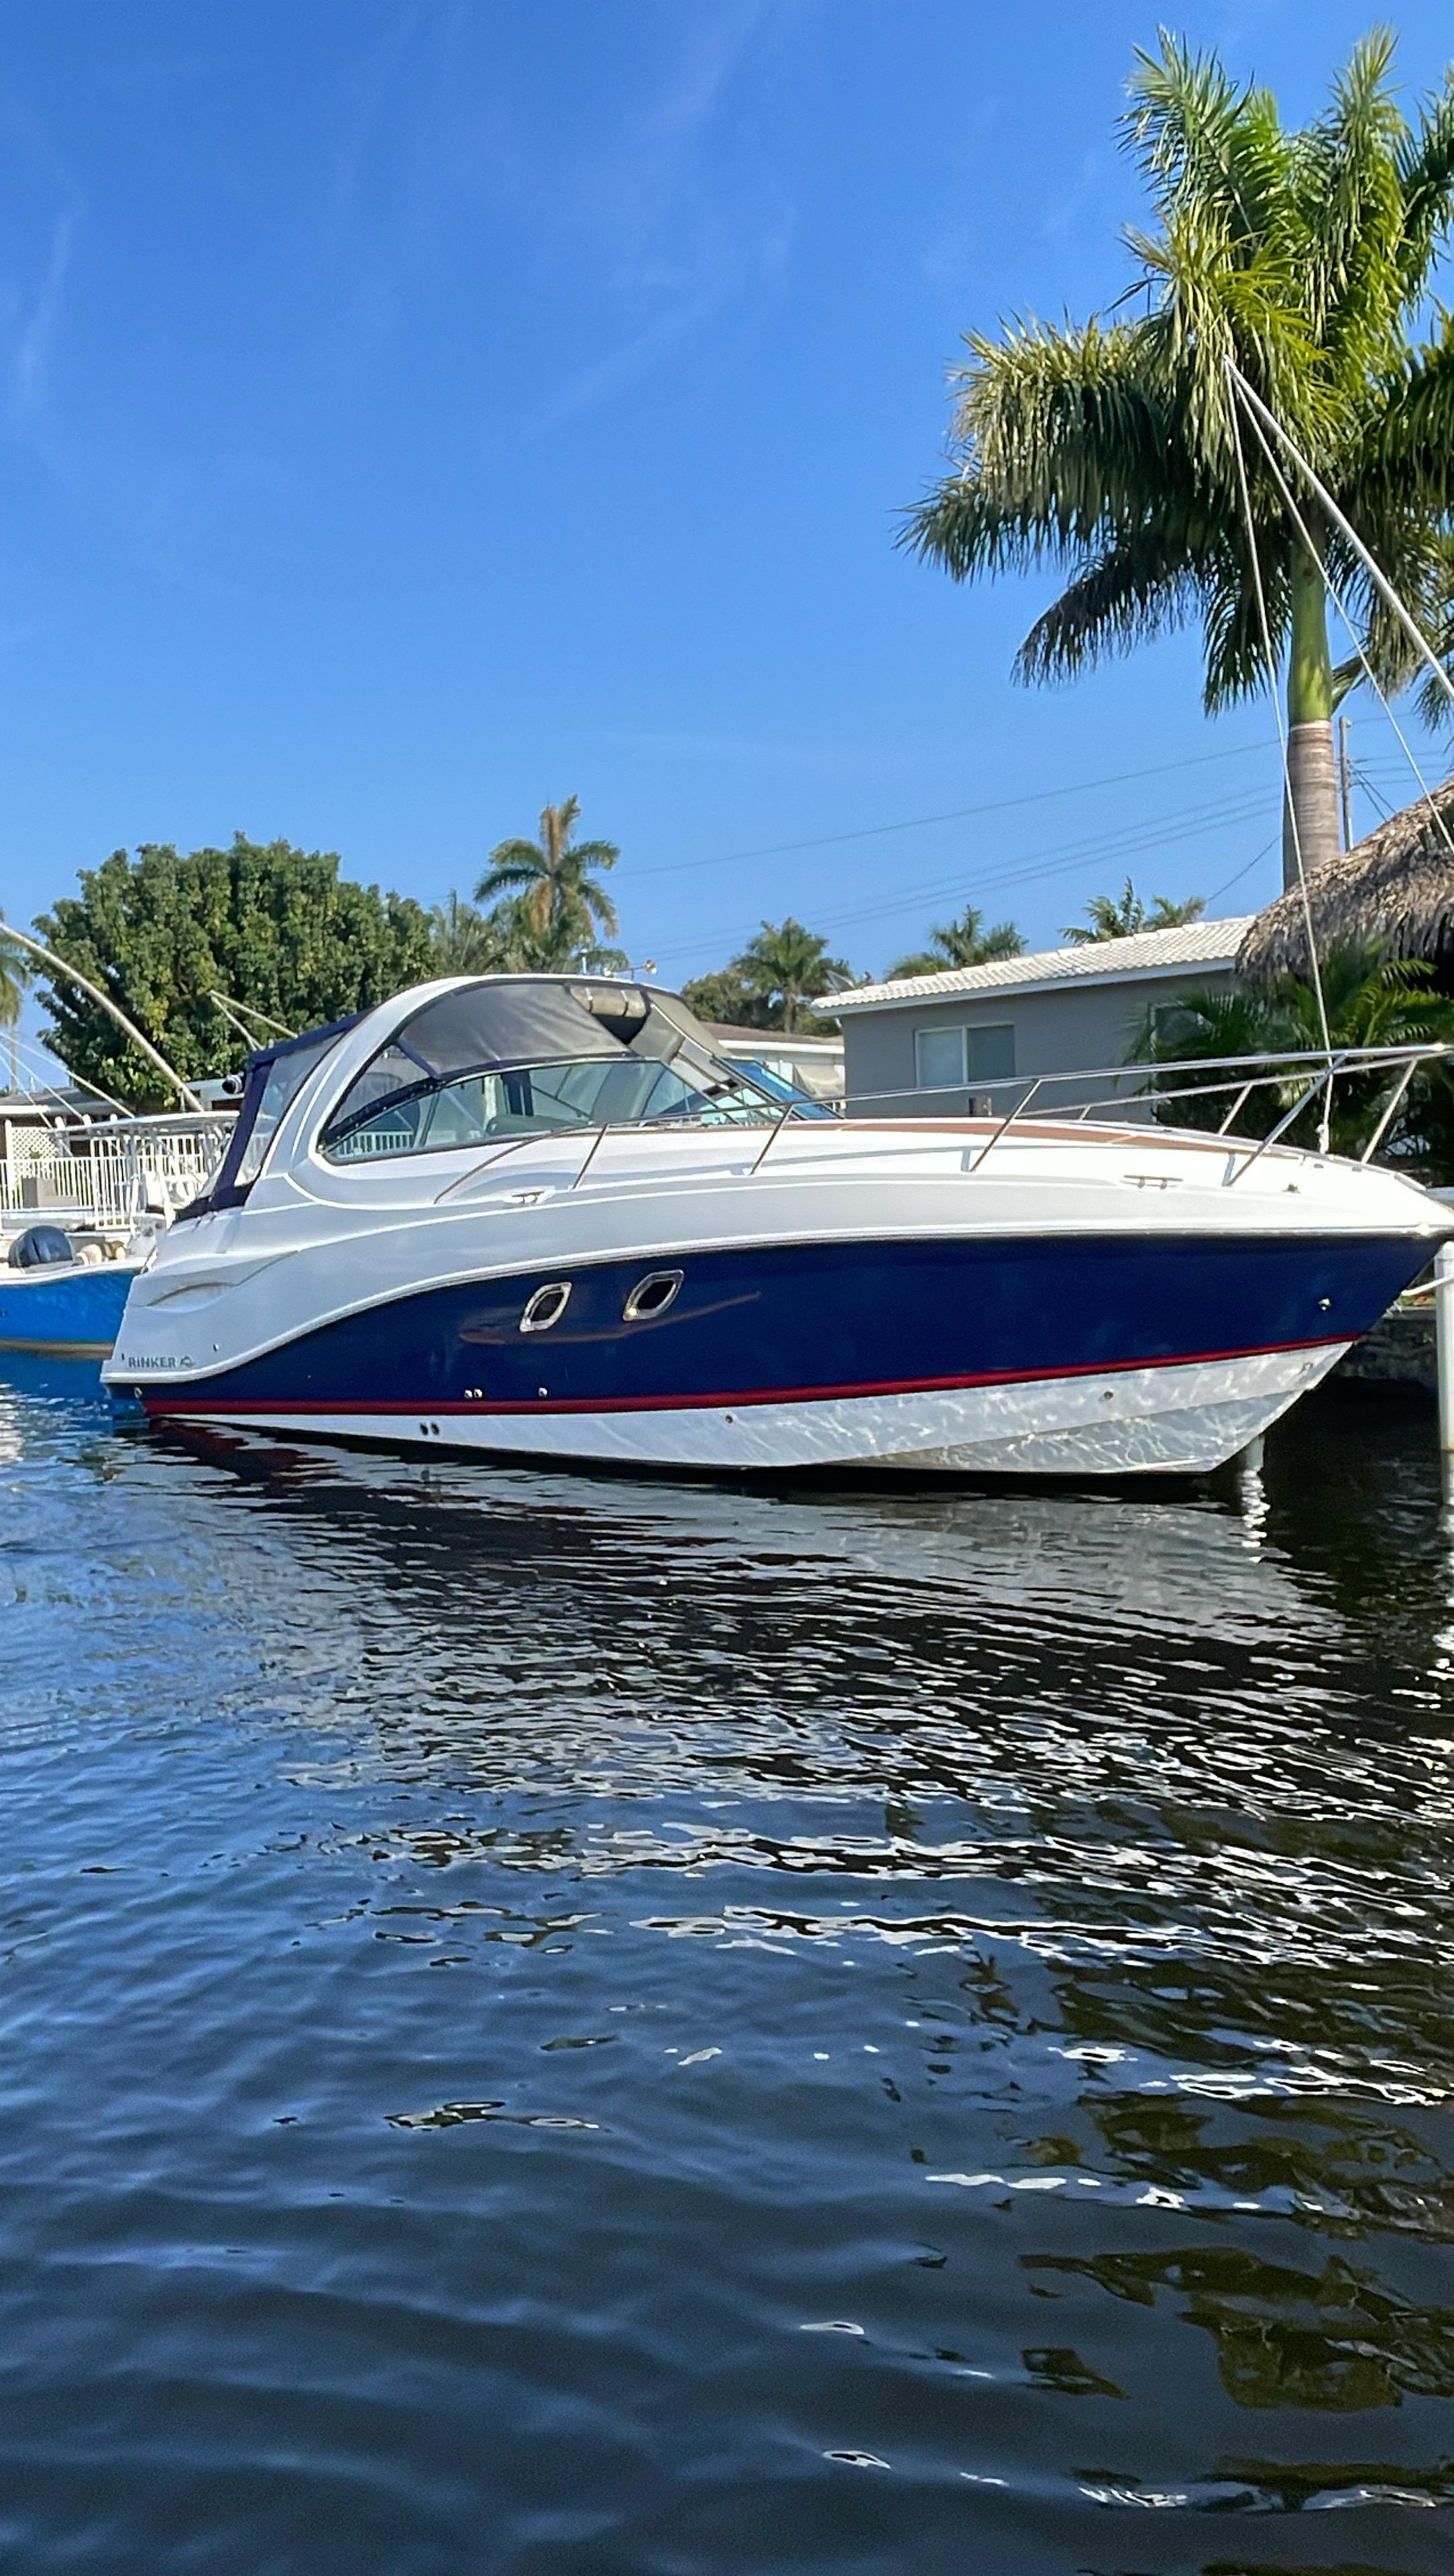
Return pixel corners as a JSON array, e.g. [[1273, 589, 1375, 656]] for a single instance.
[[913, 1023, 1015, 1092], [967, 1023, 1015, 1082], [914, 1026, 966, 1092]]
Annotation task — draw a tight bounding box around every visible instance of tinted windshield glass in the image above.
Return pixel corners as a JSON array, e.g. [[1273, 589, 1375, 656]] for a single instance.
[[184, 1017, 359, 1216], [324, 1053, 772, 1161], [234, 1032, 343, 1187]]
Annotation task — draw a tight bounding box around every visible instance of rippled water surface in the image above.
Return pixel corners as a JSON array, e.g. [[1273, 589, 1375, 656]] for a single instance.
[[3, 1362, 1454, 2574]]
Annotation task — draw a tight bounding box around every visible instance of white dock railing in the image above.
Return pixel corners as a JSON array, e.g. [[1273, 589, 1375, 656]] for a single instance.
[[0, 1113, 233, 1232]]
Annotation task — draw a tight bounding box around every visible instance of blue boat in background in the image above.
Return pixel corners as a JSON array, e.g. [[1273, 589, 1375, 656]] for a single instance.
[[0, 1228, 144, 1358]]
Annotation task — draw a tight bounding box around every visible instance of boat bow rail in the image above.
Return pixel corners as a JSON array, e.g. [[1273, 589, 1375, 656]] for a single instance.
[[828, 1040, 1454, 1182]]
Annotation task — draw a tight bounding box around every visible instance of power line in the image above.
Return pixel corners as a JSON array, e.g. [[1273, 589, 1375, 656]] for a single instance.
[[672, 782, 1270, 946], [622, 735, 1278, 884], [657, 782, 1274, 965], [779, 796, 1271, 945], [1203, 837, 1278, 906]]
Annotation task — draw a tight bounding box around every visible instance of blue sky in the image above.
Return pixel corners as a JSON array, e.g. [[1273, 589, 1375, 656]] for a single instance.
[[3, 0, 1453, 1071]]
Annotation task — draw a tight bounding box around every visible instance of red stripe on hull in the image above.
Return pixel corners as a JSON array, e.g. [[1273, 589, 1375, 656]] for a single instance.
[[139, 1333, 1344, 1419]]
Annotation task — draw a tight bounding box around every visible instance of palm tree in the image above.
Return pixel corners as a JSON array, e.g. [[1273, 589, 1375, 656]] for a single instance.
[[427, 892, 516, 975], [0, 918, 30, 1092], [1133, 939, 1454, 1157], [889, 904, 1025, 978], [1062, 881, 1206, 945], [903, 32, 1454, 890], [731, 918, 852, 1033], [476, 798, 619, 967]]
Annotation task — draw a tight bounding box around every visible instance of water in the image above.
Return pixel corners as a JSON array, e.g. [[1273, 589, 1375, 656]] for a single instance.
[[3, 1363, 1453, 2576]]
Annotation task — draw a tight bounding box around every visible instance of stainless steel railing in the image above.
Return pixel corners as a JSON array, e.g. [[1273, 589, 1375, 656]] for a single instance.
[[809, 1041, 1454, 1183]]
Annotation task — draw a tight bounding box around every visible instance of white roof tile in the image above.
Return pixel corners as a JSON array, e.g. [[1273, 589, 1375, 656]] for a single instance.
[[824, 916, 1251, 1014]]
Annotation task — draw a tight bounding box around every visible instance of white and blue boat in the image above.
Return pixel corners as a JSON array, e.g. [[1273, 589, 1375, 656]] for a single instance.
[[0, 1228, 145, 1358], [101, 974, 1451, 1477]]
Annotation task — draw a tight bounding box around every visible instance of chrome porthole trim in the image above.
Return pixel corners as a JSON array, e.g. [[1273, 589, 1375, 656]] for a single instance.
[[623, 1269, 683, 1322], [520, 1281, 571, 1334]]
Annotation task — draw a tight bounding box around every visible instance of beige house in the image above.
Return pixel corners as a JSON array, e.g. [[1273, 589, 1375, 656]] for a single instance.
[[823, 918, 1251, 1118]]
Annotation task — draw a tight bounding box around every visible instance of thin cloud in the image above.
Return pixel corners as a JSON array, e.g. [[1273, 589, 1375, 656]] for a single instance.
[[7, 207, 77, 424], [325, 0, 429, 252], [509, 2, 799, 430], [0, 87, 85, 431]]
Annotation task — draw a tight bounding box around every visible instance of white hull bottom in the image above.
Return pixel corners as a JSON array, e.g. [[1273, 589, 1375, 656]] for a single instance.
[[153, 1340, 1349, 1478]]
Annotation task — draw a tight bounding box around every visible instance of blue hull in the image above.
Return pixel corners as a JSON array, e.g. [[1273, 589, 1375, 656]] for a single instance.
[[135, 1231, 1429, 1420], [0, 1263, 138, 1356]]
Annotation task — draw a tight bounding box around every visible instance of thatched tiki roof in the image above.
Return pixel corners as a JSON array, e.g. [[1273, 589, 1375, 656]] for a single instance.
[[1237, 782, 1454, 984]]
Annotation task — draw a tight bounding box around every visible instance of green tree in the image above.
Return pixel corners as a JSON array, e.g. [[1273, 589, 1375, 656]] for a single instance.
[[729, 918, 853, 1034], [1, 918, 31, 1091], [35, 837, 435, 1108], [903, 31, 1454, 888], [475, 798, 620, 968], [889, 903, 1025, 978], [1063, 881, 1206, 944], [678, 967, 779, 1030], [1132, 938, 1454, 1161], [428, 892, 517, 975]]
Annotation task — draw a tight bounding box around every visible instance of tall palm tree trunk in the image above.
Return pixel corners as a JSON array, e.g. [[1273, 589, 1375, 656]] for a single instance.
[[1282, 545, 1342, 888]]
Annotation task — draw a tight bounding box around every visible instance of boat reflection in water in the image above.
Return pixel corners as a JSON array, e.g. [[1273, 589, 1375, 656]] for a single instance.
[[103, 973, 1451, 1476]]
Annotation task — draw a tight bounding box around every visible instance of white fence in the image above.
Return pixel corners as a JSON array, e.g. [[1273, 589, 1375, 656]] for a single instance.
[[0, 1113, 234, 1231]]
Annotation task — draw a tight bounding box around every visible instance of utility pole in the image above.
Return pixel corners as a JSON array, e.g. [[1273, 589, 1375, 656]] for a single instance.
[[1337, 716, 1354, 851]]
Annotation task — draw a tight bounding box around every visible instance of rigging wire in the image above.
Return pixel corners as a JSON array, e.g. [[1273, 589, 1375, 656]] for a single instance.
[[1226, 364, 1333, 1145], [5, 1027, 131, 1118], [0, 922, 203, 1112], [1229, 388, 1454, 870], [1229, 365, 1454, 719], [209, 989, 296, 1049]]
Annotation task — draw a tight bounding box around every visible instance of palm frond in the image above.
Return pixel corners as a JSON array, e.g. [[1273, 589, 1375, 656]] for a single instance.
[[1294, 26, 1405, 360], [1200, 529, 1296, 707], [1123, 32, 1285, 246], [1014, 529, 1200, 684], [1063, 881, 1145, 943], [475, 839, 545, 904], [888, 906, 1025, 975], [902, 317, 1180, 576], [1398, 64, 1454, 292], [0, 939, 30, 1027], [1355, 314, 1454, 498], [575, 877, 619, 940]]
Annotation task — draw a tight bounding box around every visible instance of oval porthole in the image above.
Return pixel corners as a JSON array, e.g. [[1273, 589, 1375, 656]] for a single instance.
[[623, 1269, 683, 1322], [520, 1281, 571, 1334]]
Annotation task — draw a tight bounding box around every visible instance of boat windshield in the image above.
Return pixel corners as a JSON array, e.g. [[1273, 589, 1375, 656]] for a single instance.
[[179, 1013, 364, 1216], [321, 979, 780, 1161]]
